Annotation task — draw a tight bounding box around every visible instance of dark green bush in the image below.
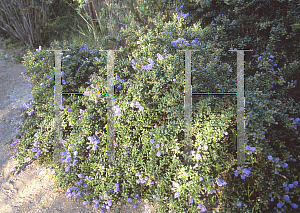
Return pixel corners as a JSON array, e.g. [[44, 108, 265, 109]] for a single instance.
[[6, 5, 300, 213]]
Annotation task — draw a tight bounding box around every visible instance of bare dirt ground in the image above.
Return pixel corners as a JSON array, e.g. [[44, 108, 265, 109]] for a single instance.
[[0, 38, 220, 213]]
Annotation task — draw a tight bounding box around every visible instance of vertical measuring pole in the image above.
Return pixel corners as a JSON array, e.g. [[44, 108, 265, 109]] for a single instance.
[[46, 49, 69, 167], [53, 50, 63, 166], [107, 50, 115, 164], [229, 49, 252, 164], [177, 49, 200, 165], [183, 50, 192, 164]]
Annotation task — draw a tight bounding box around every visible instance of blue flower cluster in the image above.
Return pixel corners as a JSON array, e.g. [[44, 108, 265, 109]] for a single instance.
[[89, 192, 115, 211], [150, 139, 165, 156], [176, 10, 189, 22], [23, 102, 35, 115], [293, 118, 300, 125], [216, 178, 227, 187], [115, 73, 125, 82], [269, 183, 299, 210], [291, 117, 300, 134], [30, 134, 48, 159], [79, 44, 89, 53], [191, 37, 201, 47], [66, 174, 91, 199], [61, 144, 79, 171], [10, 138, 20, 147], [86, 135, 100, 151], [135, 172, 152, 185], [245, 145, 256, 153], [197, 203, 207, 212], [141, 58, 154, 71], [214, 14, 224, 20], [171, 38, 190, 47], [234, 166, 251, 179]]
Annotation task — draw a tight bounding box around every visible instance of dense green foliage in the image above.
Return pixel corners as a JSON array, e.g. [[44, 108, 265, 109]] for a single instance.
[[4, 0, 300, 212]]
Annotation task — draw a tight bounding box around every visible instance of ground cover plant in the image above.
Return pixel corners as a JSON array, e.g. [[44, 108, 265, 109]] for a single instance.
[[6, 2, 300, 213]]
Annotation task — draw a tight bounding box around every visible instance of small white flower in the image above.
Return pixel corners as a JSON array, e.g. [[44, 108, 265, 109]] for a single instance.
[[173, 182, 179, 188]]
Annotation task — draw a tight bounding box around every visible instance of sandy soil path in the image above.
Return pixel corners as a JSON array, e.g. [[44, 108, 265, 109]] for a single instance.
[[0, 39, 220, 213]]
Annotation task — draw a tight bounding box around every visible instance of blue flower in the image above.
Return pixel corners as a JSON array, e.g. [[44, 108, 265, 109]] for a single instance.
[[284, 195, 289, 201], [283, 183, 287, 187], [157, 151, 161, 157], [243, 168, 251, 176], [65, 165, 70, 172], [8, 167, 16, 172], [216, 178, 227, 186], [277, 201, 283, 208], [291, 203, 298, 209], [294, 118, 300, 124], [237, 202, 241, 207], [268, 155, 273, 160], [182, 13, 189, 18], [270, 55, 274, 58], [293, 181, 298, 186], [174, 192, 180, 198], [157, 53, 163, 60]]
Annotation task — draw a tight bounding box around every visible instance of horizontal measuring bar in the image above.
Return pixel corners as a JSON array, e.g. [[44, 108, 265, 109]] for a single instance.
[[60, 92, 238, 95], [62, 93, 84, 95], [192, 93, 237, 95], [81, 160, 255, 166]]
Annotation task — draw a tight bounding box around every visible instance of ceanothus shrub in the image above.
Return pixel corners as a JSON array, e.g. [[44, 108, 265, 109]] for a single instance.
[[50, 10, 299, 212], [8, 7, 299, 213]]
